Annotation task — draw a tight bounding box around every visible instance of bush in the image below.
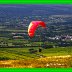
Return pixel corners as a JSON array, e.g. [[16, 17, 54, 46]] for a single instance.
[[0, 57, 10, 60]]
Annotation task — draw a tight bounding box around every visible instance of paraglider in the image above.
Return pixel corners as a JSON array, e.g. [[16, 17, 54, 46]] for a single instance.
[[28, 21, 46, 53], [28, 21, 46, 38]]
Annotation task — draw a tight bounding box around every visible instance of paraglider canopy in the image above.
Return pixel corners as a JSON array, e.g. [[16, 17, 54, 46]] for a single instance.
[[28, 21, 46, 38]]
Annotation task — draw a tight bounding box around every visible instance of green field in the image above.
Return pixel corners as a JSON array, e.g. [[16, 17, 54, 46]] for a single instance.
[[0, 47, 72, 60]]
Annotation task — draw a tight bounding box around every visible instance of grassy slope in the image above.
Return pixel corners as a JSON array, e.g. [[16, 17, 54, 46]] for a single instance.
[[0, 47, 72, 60]]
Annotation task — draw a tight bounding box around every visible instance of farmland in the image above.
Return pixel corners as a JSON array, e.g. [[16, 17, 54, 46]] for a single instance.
[[0, 5, 72, 68]]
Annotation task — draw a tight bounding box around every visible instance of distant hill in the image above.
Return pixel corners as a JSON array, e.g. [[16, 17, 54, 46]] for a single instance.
[[0, 4, 72, 17]]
